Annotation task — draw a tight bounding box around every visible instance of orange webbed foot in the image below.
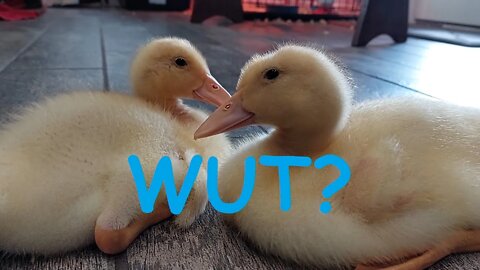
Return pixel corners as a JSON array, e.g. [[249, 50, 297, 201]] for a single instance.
[[356, 230, 480, 270], [95, 204, 172, 255]]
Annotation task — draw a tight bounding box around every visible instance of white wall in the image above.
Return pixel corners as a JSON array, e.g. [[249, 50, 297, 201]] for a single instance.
[[409, 0, 480, 27], [409, 0, 417, 23]]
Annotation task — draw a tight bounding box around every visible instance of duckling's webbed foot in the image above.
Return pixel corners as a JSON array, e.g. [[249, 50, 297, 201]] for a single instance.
[[94, 204, 172, 255], [355, 230, 480, 270]]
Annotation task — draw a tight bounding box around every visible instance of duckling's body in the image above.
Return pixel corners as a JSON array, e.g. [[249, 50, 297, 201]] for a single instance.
[[195, 45, 480, 269], [0, 92, 229, 255], [219, 97, 480, 268], [0, 37, 232, 255]]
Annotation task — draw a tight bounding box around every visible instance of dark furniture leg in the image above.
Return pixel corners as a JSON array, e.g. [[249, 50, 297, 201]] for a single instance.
[[24, 0, 42, 8], [191, 0, 243, 24], [352, 0, 409, 47]]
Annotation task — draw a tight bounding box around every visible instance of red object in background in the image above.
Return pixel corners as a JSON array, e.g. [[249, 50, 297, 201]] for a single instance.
[[5, 0, 26, 8], [242, 0, 360, 16], [0, 0, 42, 21]]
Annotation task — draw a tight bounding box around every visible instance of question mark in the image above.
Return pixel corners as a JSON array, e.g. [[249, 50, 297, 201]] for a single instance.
[[315, 154, 351, 214]]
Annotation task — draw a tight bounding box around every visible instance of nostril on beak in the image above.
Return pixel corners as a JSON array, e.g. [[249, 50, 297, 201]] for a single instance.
[[223, 104, 231, 111], [212, 84, 219, 90]]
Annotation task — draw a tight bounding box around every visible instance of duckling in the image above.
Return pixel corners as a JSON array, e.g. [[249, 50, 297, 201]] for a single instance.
[[194, 45, 480, 269], [0, 37, 232, 256]]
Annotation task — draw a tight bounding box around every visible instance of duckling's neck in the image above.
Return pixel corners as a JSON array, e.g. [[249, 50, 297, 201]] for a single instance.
[[272, 98, 351, 156], [152, 98, 198, 124], [134, 84, 197, 123], [272, 127, 335, 156]]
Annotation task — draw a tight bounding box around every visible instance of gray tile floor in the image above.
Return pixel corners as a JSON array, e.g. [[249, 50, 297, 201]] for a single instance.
[[1, 6, 479, 270]]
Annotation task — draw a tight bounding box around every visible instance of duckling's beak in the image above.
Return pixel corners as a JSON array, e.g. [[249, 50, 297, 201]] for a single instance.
[[194, 93, 255, 139], [192, 74, 231, 107]]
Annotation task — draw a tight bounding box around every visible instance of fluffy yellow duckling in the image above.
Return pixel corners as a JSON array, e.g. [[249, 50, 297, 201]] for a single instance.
[[195, 45, 480, 269], [0, 37, 231, 256]]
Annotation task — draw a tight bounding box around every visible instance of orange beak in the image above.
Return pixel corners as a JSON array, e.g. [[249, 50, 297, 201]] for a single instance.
[[194, 93, 256, 139], [192, 74, 231, 107]]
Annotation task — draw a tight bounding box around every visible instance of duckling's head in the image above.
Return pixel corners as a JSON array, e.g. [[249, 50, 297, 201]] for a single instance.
[[195, 45, 352, 141], [130, 37, 230, 107]]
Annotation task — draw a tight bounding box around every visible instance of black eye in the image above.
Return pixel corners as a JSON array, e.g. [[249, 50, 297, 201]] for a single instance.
[[264, 68, 279, 80], [175, 57, 188, 67]]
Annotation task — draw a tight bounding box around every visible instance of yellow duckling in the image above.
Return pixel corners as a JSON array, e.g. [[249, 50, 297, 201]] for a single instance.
[[195, 45, 480, 269], [0, 37, 231, 255]]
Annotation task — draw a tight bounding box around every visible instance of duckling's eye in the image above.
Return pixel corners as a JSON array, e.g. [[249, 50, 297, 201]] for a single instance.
[[264, 69, 280, 80], [174, 57, 188, 67]]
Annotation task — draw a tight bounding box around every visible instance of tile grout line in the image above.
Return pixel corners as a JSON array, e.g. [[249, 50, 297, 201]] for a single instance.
[[347, 68, 435, 99], [0, 23, 52, 75], [100, 25, 110, 92]]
